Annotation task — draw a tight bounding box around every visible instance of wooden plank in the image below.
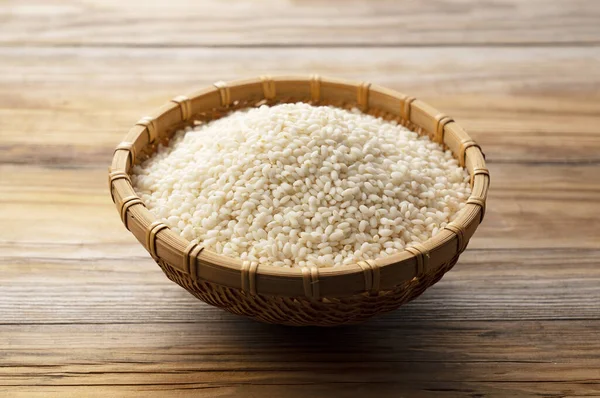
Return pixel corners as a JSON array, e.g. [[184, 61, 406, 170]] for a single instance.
[[1, 320, 599, 397], [2, 384, 600, 398], [2, 106, 599, 166], [1, 0, 599, 46], [1, 248, 600, 323], [1, 230, 600, 324], [1, 47, 599, 165], [2, 162, 599, 249], [2, 47, 599, 99]]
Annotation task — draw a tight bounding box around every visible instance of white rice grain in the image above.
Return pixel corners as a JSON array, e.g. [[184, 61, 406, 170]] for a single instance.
[[132, 103, 471, 268]]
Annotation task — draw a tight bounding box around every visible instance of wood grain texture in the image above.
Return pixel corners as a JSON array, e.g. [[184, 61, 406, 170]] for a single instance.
[[1, 0, 599, 46], [2, 246, 600, 324], [0, 47, 599, 166], [2, 163, 599, 250], [2, 0, 600, 396]]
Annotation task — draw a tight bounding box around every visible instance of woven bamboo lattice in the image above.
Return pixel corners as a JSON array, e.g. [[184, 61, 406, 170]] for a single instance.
[[109, 76, 490, 326]]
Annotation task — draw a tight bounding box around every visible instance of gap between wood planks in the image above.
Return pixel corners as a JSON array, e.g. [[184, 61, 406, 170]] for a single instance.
[[3, 42, 600, 49]]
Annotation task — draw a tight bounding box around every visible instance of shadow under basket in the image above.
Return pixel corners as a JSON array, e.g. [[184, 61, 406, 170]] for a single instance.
[[109, 75, 490, 326]]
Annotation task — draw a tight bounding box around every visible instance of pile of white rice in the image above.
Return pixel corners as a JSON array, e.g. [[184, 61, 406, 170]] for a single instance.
[[132, 103, 470, 268]]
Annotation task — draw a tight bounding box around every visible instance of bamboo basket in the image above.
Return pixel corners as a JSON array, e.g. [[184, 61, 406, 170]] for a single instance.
[[109, 76, 489, 326]]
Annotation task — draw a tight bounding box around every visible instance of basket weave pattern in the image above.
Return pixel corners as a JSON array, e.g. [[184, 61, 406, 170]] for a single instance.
[[157, 255, 459, 326], [109, 76, 489, 326]]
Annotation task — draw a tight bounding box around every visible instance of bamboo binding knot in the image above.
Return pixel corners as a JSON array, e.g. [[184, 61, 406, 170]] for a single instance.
[[405, 243, 430, 276], [434, 114, 454, 144], [146, 221, 168, 261], [444, 222, 466, 253], [213, 81, 231, 107], [241, 260, 259, 295], [357, 259, 381, 294], [108, 171, 132, 203], [136, 116, 158, 144], [114, 142, 136, 169], [467, 195, 487, 222], [470, 167, 490, 187], [183, 242, 204, 280], [119, 195, 144, 230], [401, 96, 416, 123], [459, 139, 482, 167], [302, 266, 320, 301], [357, 82, 371, 111], [310, 74, 321, 103], [260, 76, 276, 100], [171, 95, 193, 122]]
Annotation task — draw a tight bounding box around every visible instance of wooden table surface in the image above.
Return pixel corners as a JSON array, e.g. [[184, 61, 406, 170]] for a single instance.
[[2, 1, 600, 396]]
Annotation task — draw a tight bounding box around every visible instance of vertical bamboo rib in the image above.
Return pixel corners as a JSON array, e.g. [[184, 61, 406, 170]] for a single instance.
[[310, 75, 321, 103], [401, 97, 416, 121], [260, 76, 276, 100], [136, 117, 158, 144], [435, 115, 454, 144], [213, 81, 231, 107], [114, 142, 136, 169], [357, 259, 381, 293], [171, 96, 193, 122], [357, 82, 371, 111], [405, 244, 430, 275]]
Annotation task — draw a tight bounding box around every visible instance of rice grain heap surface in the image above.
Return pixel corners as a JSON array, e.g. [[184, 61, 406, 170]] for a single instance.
[[132, 103, 471, 268]]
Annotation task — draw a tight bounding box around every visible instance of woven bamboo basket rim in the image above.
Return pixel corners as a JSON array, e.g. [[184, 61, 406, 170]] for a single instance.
[[109, 75, 489, 300]]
